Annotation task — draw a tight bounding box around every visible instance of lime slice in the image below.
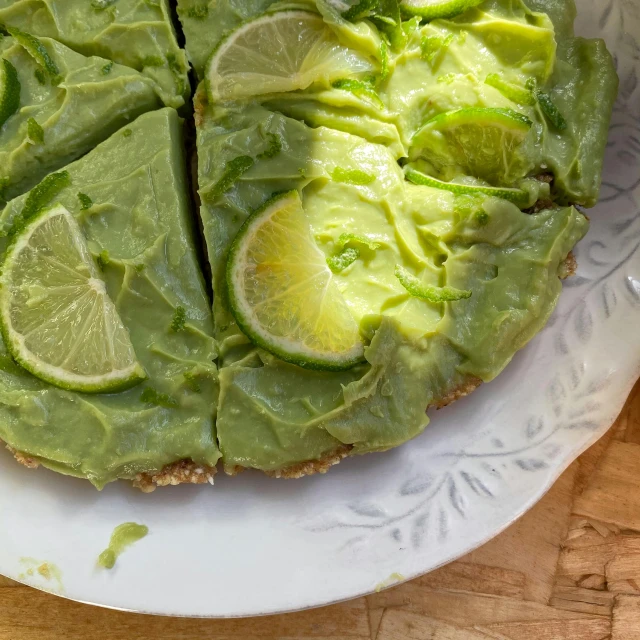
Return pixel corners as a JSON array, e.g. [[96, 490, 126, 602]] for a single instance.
[[226, 191, 364, 371], [0, 204, 146, 393], [206, 10, 373, 102], [400, 0, 483, 19], [0, 58, 21, 130], [411, 107, 533, 185], [404, 167, 531, 206]]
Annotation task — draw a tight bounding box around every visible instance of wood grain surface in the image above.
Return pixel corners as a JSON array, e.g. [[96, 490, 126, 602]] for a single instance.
[[1, 379, 639, 639]]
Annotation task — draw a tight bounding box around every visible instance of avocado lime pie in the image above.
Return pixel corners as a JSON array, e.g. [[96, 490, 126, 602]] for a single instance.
[[0, 0, 618, 489]]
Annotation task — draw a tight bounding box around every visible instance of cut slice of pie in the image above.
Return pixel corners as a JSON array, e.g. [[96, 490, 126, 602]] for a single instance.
[[0, 108, 220, 490], [0, 0, 189, 109], [0, 33, 161, 202]]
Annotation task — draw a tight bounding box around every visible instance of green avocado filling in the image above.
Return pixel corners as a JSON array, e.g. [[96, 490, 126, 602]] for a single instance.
[[0, 0, 618, 484]]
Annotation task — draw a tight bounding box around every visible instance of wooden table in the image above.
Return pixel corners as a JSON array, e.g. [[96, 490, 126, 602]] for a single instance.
[[1, 381, 639, 639]]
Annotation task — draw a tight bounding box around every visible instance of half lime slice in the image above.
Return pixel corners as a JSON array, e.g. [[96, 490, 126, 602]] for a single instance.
[[405, 167, 531, 206], [411, 107, 533, 185], [206, 10, 373, 103], [0, 204, 146, 393], [400, 0, 484, 19], [226, 191, 364, 370]]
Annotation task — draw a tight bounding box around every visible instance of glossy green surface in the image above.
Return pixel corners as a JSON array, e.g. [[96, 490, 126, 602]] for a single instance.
[[0, 35, 160, 202], [0, 0, 189, 108], [0, 109, 219, 488]]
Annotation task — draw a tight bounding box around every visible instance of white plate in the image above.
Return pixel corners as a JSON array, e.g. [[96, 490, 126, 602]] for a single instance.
[[0, 0, 638, 618]]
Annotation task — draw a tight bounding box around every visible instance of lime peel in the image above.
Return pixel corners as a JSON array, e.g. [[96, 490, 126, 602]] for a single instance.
[[0, 58, 20, 130], [395, 265, 471, 303], [327, 247, 360, 273], [331, 167, 376, 185], [485, 73, 536, 106], [400, 0, 484, 19], [338, 233, 381, 250], [205, 155, 254, 202], [7, 27, 59, 78], [405, 167, 531, 206], [537, 91, 567, 130]]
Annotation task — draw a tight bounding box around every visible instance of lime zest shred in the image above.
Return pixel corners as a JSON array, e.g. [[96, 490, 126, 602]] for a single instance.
[[257, 132, 283, 160], [331, 167, 376, 185], [206, 155, 254, 201], [404, 167, 530, 206], [379, 39, 390, 82], [122, 128, 132, 138], [423, 106, 533, 130], [7, 27, 59, 77], [187, 4, 209, 19], [101, 61, 113, 75], [327, 247, 360, 273], [537, 91, 567, 130], [421, 33, 455, 63], [474, 210, 489, 226], [166, 53, 186, 95], [331, 78, 383, 108], [342, 0, 384, 21], [183, 371, 201, 392], [26, 118, 44, 145], [485, 73, 536, 105], [34, 68, 46, 84], [0, 59, 20, 129], [338, 233, 381, 251], [141, 55, 164, 67], [170, 305, 187, 332], [395, 265, 471, 303], [77, 192, 93, 210], [437, 73, 457, 84], [96, 249, 110, 270], [140, 387, 179, 409], [11, 171, 71, 236]]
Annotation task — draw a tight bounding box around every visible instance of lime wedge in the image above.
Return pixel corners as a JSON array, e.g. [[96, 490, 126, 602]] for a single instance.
[[404, 167, 531, 206], [0, 204, 146, 393], [411, 107, 533, 185], [0, 58, 20, 130], [206, 10, 373, 102], [226, 191, 364, 371], [400, 0, 483, 19]]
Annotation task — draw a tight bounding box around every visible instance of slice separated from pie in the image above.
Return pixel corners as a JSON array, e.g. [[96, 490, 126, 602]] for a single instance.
[[0, 108, 219, 490], [0, 33, 161, 202], [0, 0, 189, 108]]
